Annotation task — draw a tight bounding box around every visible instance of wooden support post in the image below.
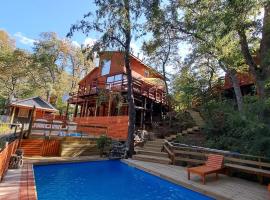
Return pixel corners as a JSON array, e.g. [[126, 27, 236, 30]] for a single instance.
[[80, 104, 83, 117], [108, 92, 111, 116], [95, 98, 98, 117], [27, 106, 36, 139], [65, 102, 70, 119], [18, 123, 24, 148], [143, 97, 146, 130], [150, 101, 153, 125], [10, 107, 16, 124], [14, 125, 17, 137], [48, 120, 53, 139], [74, 103, 78, 117]]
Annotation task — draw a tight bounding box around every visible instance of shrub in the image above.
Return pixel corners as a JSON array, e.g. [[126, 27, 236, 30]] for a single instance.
[[96, 135, 112, 157], [201, 96, 270, 157]]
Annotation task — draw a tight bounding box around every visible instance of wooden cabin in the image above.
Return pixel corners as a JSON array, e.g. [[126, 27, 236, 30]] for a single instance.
[[68, 51, 168, 140], [9, 96, 58, 124], [223, 72, 256, 98]]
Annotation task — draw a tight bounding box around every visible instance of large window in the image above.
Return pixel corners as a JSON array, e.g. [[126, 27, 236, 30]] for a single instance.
[[101, 60, 111, 75], [106, 74, 123, 83]]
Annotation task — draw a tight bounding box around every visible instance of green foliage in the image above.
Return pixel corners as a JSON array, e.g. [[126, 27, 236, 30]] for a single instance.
[[96, 135, 112, 157], [0, 30, 94, 114], [0, 123, 11, 134], [202, 97, 270, 157]]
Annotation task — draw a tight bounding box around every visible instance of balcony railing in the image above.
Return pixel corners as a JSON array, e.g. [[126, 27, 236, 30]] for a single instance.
[[69, 77, 167, 104]]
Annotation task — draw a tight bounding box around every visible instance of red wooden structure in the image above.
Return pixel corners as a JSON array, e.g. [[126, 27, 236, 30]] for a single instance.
[[68, 51, 168, 139]]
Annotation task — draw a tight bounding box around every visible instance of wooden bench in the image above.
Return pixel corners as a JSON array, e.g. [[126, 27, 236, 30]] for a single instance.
[[164, 141, 270, 185], [224, 157, 270, 183]]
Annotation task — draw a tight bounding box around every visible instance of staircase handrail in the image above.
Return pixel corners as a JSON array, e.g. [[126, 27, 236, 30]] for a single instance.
[[163, 140, 175, 164]]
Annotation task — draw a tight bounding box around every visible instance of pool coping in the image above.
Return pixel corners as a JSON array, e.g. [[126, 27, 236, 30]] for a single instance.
[[122, 159, 230, 200], [23, 157, 229, 200]]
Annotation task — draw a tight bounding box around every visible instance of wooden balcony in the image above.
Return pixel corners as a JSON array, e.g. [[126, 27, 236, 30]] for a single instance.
[[68, 77, 167, 105]]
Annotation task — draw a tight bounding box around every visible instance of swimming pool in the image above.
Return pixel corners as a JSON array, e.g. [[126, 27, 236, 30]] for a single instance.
[[34, 160, 214, 200]]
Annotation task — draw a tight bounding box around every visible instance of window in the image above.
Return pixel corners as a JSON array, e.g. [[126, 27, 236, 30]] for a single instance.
[[106, 74, 123, 83], [114, 74, 122, 82], [18, 108, 29, 118], [144, 70, 149, 77], [107, 76, 114, 83], [101, 60, 111, 75]]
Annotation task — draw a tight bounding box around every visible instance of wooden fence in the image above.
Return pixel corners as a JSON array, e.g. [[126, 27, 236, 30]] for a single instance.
[[74, 116, 129, 140], [0, 140, 18, 181], [20, 139, 60, 156]]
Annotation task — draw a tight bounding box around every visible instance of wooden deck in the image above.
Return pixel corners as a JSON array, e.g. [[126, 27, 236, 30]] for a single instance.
[[124, 159, 270, 200]]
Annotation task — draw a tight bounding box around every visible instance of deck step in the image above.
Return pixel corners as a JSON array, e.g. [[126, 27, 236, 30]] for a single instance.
[[140, 146, 162, 152], [147, 141, 164, 145], [136, 150, 168, 158], [132, 154, 171, 165], [144, 143, 163, 148]]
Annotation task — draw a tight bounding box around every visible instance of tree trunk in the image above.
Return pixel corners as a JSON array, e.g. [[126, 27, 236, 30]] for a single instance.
[[259, 3, 270, 96], [219, 61, 243, 112], [238, 29, 265, 98], [124, 0, 135, 157], [227, 69, 243, 112]]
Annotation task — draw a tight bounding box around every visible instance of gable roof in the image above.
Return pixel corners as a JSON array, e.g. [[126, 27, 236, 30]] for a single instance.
[[10, 96, 58, 112]]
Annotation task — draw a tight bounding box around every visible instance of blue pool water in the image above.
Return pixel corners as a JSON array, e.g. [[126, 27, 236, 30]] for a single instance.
[[34, 160, 214, 200]]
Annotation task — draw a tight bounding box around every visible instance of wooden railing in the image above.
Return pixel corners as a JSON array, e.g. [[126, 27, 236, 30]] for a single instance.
[[0, 140, 19, 181], [69, 77, 167, 104], [163, 140, 270, 183], [31, 120, 109, 139]]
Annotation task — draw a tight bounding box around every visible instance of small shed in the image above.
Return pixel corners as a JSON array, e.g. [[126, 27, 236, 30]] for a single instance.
[[9, 96, 58, 123]]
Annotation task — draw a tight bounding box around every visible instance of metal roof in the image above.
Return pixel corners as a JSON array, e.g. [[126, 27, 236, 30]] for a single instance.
[[10, 96, 58, 112]]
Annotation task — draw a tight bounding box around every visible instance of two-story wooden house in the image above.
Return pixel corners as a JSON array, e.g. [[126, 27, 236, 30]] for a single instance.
[[67, 51, 168, 140]]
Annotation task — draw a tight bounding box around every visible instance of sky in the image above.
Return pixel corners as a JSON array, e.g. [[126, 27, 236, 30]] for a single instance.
[[0, 0, 97, 50], [0, 1, 191, 72]]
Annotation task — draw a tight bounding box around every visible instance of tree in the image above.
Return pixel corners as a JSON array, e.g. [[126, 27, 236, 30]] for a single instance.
[[0, 31, 33, 103], [142, 3, 179, 95], [68, 0, 145, 156], [32, 32, 70, 102], [161, 0, 249, 111], [176, 0, 269, 99]]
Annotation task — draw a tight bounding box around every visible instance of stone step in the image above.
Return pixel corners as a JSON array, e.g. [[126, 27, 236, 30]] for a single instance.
[[132, 154, 171, 165], [136, 150, 168, 158]]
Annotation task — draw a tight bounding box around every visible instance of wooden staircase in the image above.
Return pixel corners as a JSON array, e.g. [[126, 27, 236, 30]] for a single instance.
[[133, 139, 171, 164], [186, 110, 205, 128]]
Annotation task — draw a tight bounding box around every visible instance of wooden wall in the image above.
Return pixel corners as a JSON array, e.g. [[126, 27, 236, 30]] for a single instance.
[[20, 139, 60, 156], [0, 140, 18, 181], [74, 116, 129, 140]]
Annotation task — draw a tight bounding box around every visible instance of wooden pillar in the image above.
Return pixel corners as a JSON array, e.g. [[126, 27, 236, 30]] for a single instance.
[[108, 92, 112, 116], [27, 106, 36, 138], [10, 107, 16, 124], [150, 101, 153, 125], [74, 103, 78, 118], [84, 100, 88, 117], [95, 98, 98, 117], [85, 100, 89, 117], [80, 104, 83, 117], [66, 103, 70, 118], [143, 97, 147, 129]]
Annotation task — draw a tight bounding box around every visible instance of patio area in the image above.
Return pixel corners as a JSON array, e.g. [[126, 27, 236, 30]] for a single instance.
[[124, 159, 270, 200]]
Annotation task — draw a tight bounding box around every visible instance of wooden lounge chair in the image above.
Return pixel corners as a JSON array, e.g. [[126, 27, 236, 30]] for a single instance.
[[187, 154, 224, 184]]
